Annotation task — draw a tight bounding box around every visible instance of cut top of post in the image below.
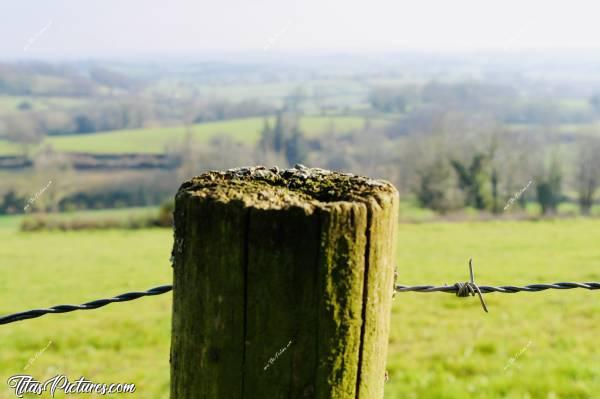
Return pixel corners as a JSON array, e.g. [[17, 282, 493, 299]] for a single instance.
[[177, 165, 397, 211]]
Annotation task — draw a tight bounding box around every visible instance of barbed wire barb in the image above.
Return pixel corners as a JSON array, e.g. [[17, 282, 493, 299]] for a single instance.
[[453, 259, 488, 312]]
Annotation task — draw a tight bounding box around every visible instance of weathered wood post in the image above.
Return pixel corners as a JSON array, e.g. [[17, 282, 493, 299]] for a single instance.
[[170, 165, 398, 398]]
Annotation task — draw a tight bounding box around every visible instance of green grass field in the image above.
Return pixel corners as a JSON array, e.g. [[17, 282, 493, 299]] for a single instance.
[[0, 115, 379, 156], [0, 96, 90, 116], [0, 141, 23, 156], [0, 217, 598, 398], [20, 207, 159, 223]]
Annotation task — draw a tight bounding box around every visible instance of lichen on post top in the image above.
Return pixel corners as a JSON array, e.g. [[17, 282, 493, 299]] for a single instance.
[[176, 164, 397, 211]]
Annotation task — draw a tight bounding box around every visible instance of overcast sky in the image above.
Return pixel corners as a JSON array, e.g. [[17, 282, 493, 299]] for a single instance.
[[2, 0, 599, 59]]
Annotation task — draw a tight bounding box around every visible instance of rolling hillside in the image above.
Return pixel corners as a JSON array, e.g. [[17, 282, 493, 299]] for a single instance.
[[0, 115, 384, 155]]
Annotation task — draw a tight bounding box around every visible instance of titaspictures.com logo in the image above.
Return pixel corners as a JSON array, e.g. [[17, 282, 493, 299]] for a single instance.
[[7, 375, 135, 397]]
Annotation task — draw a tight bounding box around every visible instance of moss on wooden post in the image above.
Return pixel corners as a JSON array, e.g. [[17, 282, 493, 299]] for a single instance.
[[170, 165, 399, 399]]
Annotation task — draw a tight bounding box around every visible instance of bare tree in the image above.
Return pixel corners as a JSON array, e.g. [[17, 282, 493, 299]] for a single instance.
[[1, 113, 44, 156], [575, 137, 600, 215], [176, 126, 200, 182], [31, 144, 75, 212], [400, 131, 464, 213]]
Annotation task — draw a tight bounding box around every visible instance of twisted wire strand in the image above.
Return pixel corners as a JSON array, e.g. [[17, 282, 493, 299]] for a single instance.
[[395, 282, 600, 294], [0, 285, 173, 326], [1, 281, 598, 326]]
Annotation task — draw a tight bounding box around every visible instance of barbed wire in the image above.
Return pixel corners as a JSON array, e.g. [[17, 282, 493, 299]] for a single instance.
[[395, 281, 600, 312], [0, 285, 173, 326], [394, 282, 600, 294], [394, 259, 599, 312], [1, 259, 599, 325]]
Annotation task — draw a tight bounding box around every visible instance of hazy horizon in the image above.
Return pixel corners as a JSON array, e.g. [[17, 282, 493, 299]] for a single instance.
[[3, 0, 600, 60]]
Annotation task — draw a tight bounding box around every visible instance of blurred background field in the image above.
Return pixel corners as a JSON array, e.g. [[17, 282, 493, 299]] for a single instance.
[[3, 53, 600, 221], [0, 214, 598, 399]]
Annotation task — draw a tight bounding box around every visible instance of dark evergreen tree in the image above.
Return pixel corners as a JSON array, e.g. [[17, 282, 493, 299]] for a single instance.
[[259, 118, 274, 152], [451, 153, 491, 210], [536, 157, 562, 214], [284, 127, 307, 165], [273, 111, 285, 153]]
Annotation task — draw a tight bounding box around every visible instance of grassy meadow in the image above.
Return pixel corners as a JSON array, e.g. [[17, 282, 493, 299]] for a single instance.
[[0, 215, 598, 398], [0, 96, 90, 116], [0, 115, 381, 156]]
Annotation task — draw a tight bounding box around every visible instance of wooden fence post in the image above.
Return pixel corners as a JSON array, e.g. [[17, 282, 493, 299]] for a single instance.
[[170, 165, 399, 399]]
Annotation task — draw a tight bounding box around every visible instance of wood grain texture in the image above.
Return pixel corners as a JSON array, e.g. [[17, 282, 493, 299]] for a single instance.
[[170, 166, 398, 399]]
